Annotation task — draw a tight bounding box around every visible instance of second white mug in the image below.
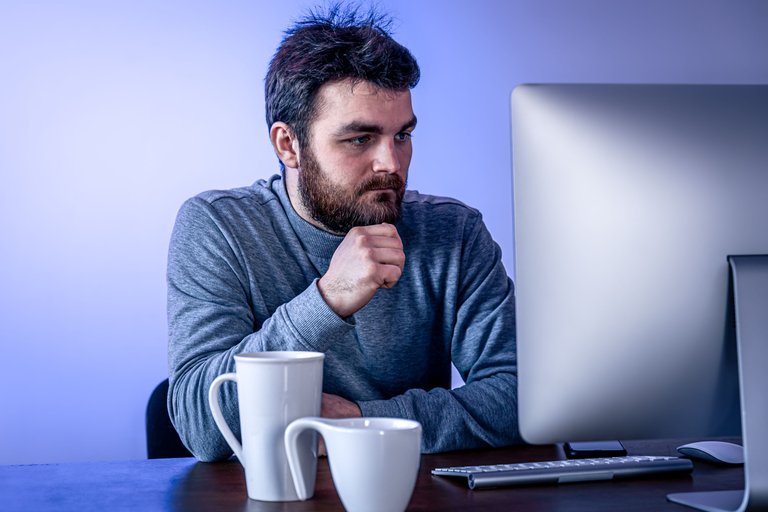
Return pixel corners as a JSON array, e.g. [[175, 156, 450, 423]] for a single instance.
[[285, 417, 422, 512]]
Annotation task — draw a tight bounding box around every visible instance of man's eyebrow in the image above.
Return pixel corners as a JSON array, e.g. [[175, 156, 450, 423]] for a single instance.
[[334, 116, 418, 137], [400, 115, 418, 132]]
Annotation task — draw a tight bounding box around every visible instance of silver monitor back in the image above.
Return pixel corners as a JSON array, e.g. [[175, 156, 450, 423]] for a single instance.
[[511, 84, 768, 444]]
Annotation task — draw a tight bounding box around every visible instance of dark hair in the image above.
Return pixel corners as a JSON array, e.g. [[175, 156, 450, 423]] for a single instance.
[[265, 3, 420, 159]]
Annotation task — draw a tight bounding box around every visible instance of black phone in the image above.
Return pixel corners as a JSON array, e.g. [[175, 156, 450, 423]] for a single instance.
[[564, 440, 627, 459]]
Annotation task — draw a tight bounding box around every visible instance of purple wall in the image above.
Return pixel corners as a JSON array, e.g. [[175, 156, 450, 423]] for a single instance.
[[1, 0, 767, 464]]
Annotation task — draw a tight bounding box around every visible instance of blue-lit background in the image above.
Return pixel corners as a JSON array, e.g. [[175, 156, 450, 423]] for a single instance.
[[1, 0, 767, 465]]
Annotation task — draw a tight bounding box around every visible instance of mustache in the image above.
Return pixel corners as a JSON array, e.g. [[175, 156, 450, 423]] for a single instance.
[[357, 174, 405, 194]]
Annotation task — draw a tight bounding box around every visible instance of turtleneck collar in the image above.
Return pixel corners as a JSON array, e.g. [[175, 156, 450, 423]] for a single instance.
[[271, 174, 344, 262]]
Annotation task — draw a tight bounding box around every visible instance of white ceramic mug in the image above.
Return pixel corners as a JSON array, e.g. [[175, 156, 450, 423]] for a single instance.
[[285, 417, 422, 512], [208, 351, 324, 502]]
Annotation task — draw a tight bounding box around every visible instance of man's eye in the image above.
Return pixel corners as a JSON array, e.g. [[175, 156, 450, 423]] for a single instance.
[[395, 132, 412, 142], [348, 136, 371, 146]]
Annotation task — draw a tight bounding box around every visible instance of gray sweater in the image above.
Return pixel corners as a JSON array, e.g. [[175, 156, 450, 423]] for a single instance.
[[167, 174, 519, 461]]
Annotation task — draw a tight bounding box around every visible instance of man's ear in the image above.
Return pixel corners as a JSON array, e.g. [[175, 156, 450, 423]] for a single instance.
[[270, 122, 300, 169]]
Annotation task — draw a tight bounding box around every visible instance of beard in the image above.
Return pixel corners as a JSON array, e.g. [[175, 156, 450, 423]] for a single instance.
[[297, 147, 407, 234]]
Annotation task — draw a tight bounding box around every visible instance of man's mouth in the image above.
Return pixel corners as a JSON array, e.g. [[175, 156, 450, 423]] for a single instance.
[[358, 176, 404, 200], [365, 187, 398, 197]]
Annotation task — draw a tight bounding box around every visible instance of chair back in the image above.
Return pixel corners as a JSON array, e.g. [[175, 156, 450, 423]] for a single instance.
[[146, 379, 193, 459]]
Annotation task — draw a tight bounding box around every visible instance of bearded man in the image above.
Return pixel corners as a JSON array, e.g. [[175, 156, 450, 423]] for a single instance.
[[167, 5, 519, 461]]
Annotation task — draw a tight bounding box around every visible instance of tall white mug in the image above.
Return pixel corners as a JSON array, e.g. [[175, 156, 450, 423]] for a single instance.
[[285, 417, 422, 512], [208, 351, 324, 502]]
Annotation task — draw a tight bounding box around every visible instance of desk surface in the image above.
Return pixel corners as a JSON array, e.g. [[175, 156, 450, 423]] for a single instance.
[[1, 439, 744, 511]]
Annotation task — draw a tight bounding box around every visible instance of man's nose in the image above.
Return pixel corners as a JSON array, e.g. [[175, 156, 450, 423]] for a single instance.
[[372, 140, 401, 174]]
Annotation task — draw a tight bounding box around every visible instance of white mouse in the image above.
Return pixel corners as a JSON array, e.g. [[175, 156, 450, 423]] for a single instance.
[[676, 441, 744, 465]]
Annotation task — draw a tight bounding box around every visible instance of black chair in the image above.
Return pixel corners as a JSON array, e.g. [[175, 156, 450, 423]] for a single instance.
[[146, 378, 193, 459]]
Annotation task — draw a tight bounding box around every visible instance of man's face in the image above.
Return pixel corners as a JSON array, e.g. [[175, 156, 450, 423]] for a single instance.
[[297, 79, 416, 234]]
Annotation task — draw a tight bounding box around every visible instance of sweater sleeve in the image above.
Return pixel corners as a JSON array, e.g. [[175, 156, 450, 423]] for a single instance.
[[358, 214, 520, 452], [166, 197, 354, 461]]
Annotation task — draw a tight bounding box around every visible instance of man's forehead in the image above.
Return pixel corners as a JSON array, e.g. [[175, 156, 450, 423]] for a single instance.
[[319, 78, 408, 100], [312, 79, 414, 127]]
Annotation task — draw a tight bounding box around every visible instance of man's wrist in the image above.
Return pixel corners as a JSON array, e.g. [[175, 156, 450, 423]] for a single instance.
[[317, 277, 354, 319]]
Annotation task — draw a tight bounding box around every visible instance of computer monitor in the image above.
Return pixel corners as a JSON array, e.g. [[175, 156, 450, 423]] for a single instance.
[[511, 84, 768, 511]]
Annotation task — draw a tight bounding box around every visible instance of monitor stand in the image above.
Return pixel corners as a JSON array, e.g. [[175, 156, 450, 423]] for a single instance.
[[668, 255, 768, 512]]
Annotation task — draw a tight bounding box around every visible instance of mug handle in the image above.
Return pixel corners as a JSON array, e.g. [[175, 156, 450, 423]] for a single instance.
[[208, 373, 244, 462], [284, 417, 330, 500]]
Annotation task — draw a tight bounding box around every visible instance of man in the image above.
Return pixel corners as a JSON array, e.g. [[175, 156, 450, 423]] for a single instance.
[[167, 5, 518, 462]]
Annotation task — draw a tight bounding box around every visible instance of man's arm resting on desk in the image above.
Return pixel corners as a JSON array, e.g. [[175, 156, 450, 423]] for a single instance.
[[359, 371, 519, 453]]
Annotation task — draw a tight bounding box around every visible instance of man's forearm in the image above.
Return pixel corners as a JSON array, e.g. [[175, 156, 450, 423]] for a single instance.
[[168, 282, 354, 461], [357, 372, 519, 453]]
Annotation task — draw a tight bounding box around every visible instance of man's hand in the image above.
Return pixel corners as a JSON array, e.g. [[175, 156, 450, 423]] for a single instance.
[[318, 223, 405, 318], [317, 393, 362, 457], [321, 392, 362, 419]]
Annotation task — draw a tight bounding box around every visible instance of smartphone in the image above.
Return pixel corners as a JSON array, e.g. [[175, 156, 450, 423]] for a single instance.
[[564, 440, 627, 459]]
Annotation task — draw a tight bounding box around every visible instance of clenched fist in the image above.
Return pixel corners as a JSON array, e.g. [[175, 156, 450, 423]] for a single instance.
[[318, 223, 405, 318]]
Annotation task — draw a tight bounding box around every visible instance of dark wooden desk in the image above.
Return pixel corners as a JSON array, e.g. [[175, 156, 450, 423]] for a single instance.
[[0, 439, 744, 511]]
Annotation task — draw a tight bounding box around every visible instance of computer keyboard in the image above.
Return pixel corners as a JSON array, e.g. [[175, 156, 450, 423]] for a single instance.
[[432, 455, 693, 489]]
